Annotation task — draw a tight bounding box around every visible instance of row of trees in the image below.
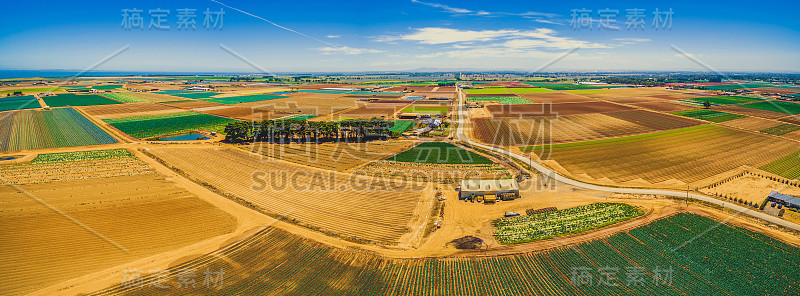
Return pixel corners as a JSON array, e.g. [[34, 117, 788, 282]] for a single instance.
[[224, 118, 397, 143]]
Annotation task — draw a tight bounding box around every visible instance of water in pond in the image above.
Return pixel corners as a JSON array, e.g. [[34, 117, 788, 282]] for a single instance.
[[0, 156, 18, 161], [159, 134, 210, 141]]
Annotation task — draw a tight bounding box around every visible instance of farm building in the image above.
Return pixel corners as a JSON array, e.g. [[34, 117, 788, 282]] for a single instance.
[[767, 191, 800, 210], [459, 179, 519, 201]]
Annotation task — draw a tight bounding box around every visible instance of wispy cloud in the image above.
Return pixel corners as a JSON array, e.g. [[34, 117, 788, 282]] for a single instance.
[[326, 35, 341, 39], [411, 0, 472, 14], [317, 46, 385, 55], [614, 38, 652, 45], [410, 0, 556, 19], [378, 27, 609, 49]]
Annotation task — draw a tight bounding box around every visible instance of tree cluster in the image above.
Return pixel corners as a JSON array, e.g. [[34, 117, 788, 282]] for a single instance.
[[224, 118, 395, 143]]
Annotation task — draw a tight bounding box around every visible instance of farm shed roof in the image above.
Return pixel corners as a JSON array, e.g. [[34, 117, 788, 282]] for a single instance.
[[461, 179, 519, 192], [768, 191, 800, 206]]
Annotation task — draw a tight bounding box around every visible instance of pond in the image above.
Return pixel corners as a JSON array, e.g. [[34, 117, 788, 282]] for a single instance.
[[159, 134, 210, 141]]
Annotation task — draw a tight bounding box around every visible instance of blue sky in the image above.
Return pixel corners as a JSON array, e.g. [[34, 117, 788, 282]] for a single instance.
[[0, 0, 798, 72]]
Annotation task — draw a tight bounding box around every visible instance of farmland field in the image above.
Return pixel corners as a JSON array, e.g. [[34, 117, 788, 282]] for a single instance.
[[400, 105, 449, 114], [79, 102, 184, 119], [389, 120, 416, 132], [0, 108, 118, 151], [0, 95, 40, 111], [0, 87, 62, 95], [719, 117, 782, 131], [688, 95, 762, 105], [356, 161, 512, 182], [488, 101, 633, 117], [41, 93, 122, 107], [506, 87, 557, 94], [201, 94, 288, 104], [147, 147, 427, 244], [389, 142, 492, 164], [465, 88, 513, 94], [91, 84, 123, 90], [466, 96, 532, 104], [0, 163, 236, 296], [523, 125, 796, 184], [168, 92, 221, 99], [100, 92, 152, 103], [760, 123, 800, 136], [760, 150, 800, 179], [741, 100, 800, 115], [672, 109, 747, 122], [494, 203, 643, 244], [92, 213, 800, 296], [473, 110, 700, 145], [248, 141, 413, 171], [103, 111, 237, 138]]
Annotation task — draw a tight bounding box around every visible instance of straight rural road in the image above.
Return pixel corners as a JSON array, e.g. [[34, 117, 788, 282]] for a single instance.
[[454, 88, 800, 232]]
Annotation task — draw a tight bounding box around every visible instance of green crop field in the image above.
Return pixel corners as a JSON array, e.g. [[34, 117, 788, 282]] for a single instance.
[[90, 84, 123, 90], [201, 94, 288, 104], [30, 148, 133, 164], [465, 88, 513, 94], [0, 107, 118, 151], [0, 95, 40, 112], [466, 96, 532, 104], [741, 100, 800, 115], [703, 83, 773, 90], [0, 87, 62, 95], [389, 142, 492, 164], [505, 87, 558, 94], [689, 95, 762, 105], [494, 203, 643, 244], [100, 92, 152, 103], [104, 111, 237, 139], [400, 105, 449, 114], [760, 124, 800, 136], [760, 150, 800, 179], [42, 93, 122, 107], [95, 213, 800, 296], [169, 92, 221, 99], [389, 120, 416, 133], [672, 109, 746, 122], [525, 82, 627, 90]]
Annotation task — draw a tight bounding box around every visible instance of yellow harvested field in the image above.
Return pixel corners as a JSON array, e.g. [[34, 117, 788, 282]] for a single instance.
[[533, 125, 797, 185], [248, 141, 414, 172], [148, 147, 427, 244], [577, 87, 697, 103], [720, 117, 783, 131], [122, 92, 189, 102], [0, 174, 236, 296], [355, 161, 513, 183]]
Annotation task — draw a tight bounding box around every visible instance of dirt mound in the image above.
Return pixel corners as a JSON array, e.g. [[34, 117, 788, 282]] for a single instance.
[[449, 236, 484, 249]]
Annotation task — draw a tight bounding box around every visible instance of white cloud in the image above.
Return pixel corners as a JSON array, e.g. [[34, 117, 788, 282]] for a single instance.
[[410, 0, 472, 14], [326, 35, 340, 39], [379, 27, 610, 49], [613, 38, 652, 45], [316, 46, 385, 55]]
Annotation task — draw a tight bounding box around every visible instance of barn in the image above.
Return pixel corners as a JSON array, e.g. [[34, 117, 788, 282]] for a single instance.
[[459, 179, 519, 201], [767, 191, 800, 210]]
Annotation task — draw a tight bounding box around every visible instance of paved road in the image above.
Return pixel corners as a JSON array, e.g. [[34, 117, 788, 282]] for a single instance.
[[454, 88, 800, 231]]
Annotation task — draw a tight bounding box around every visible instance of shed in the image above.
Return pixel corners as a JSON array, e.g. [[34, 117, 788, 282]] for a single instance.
[[459, 179, 520, 201]]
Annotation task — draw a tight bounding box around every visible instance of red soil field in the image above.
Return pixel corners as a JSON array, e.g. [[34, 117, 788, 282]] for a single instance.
[[488, 101, 634, 117], [631, 101, 696, 112]]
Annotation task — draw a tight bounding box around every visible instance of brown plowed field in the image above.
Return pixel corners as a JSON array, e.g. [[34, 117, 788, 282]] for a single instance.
[[247, 141, 414, 172], [778, 115, 800, 125], [79, 103, 184, 119], [630, 101, 695, 112], [720, 117, 782, 131], [488, 101, 633, 117], [159, 100, 225, 109], [533, 125, 796, 184], [473, 110, 699, 145], [336, 104, 409, 119], [753, 87, 800, 94], [148, 147, 426, 244]]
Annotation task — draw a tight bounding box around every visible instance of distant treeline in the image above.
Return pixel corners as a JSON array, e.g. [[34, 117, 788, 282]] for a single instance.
[[224, 118, 395, 143]]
